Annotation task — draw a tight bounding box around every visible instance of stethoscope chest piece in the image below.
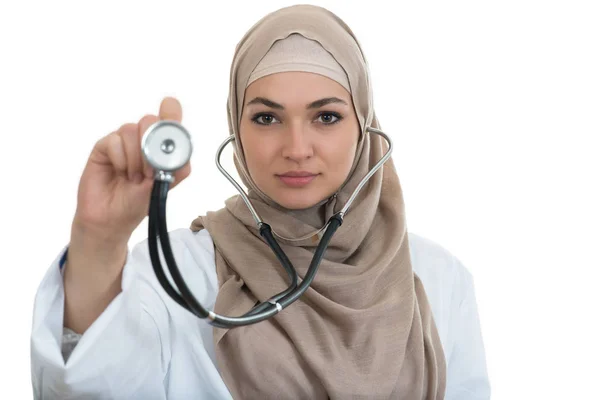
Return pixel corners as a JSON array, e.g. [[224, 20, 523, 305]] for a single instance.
[[142, 120, 193, 173]]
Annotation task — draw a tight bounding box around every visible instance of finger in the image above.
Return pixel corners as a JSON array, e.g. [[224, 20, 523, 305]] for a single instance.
[[94, 132, 127, 175], [138, 114, 159, 178], [159, 96, 182, 122], [117, 123, 143, 182]]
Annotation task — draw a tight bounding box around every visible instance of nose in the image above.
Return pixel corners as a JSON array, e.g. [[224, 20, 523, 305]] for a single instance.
[[281, 122, 314, 162]]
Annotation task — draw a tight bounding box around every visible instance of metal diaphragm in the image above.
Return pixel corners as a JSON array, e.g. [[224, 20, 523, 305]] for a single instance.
[[142, 120, 193, 172]]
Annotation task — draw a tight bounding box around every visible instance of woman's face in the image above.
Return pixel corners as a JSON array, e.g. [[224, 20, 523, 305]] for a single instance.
[[239, 71, 360, 210]]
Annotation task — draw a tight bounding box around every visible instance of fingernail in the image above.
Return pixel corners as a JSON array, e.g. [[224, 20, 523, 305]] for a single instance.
[[134, 172, 143, 183]]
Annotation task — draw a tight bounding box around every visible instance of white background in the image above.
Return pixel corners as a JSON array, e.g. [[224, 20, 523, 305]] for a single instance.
[[1, 0, 599, 397]]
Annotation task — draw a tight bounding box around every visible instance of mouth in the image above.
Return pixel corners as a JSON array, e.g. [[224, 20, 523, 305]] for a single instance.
[[276, 171, 319, 188]]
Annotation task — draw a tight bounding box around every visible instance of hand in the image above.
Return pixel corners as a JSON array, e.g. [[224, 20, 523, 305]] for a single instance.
[[72, 96, 192, 245]]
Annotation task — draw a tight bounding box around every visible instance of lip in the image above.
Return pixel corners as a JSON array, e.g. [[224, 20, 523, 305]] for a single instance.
[[276, 171, 318, 188]]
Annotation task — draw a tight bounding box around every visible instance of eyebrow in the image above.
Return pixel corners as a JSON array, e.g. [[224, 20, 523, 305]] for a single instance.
[[246, 96, 348, 110]]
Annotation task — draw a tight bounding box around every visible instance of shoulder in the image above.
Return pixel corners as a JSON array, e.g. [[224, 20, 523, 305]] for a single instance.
[[407, 232, 480, 329], [407, 231, 474, 289], [406, 232, 477, 353], [132, 227, 216, 269], [130, 228, 219, 308], [176, 227, 216, 260], [408, 231, 472, 294]]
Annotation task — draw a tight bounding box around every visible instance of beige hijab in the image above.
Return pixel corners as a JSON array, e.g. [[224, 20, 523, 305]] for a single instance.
[[190, 4, 446, 399]]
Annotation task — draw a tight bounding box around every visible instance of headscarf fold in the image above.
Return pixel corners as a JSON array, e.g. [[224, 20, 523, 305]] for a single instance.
[[190, 4, 446, 399]]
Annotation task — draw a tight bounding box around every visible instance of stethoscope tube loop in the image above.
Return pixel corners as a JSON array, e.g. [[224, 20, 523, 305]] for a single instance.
[[339, 127, 393, 217], [215, 136, 263, 226], [148, 177, 344, 328]]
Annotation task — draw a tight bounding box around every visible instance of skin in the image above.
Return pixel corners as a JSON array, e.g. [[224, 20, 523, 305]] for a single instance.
[[239, 71, 360, 210]]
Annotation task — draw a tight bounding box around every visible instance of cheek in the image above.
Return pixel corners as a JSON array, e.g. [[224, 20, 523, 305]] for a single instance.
[[239, 122, 257, 164], [241, 132, 276, 176], [323, 134, 357, 174], [249, 141, 268, 163]]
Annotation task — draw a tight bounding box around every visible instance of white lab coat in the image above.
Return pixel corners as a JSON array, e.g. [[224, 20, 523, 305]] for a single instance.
[[31, 228, 491, 399]]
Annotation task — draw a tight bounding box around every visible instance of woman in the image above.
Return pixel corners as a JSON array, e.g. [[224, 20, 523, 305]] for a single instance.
[[31, 4, 490, 399]]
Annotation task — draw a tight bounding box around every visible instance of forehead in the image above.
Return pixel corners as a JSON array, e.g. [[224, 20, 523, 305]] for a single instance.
[[244, 71, 351, 104]]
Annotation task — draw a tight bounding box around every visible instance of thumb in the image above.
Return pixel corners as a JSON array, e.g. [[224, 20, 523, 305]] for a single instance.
[[159, 96, 183, 122]]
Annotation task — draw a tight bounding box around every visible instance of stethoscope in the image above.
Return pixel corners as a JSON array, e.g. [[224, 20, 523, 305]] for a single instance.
[[141, 120, 393, 329]]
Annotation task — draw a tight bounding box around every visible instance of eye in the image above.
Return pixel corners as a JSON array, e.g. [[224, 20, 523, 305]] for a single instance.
[[316, 112, 342, 125], [251, 113, 280, 125]]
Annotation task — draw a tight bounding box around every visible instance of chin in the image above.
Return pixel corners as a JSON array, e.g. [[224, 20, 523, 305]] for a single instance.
[[273, 192, 322, 210]]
